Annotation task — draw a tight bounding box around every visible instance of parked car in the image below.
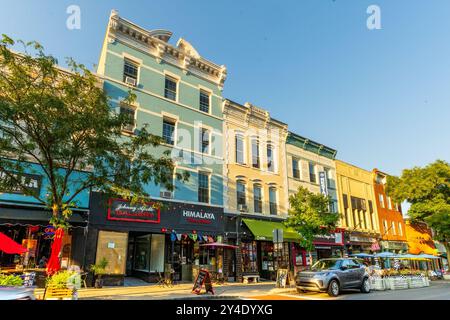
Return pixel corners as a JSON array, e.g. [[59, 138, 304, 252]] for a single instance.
[[296, 258, 370, 297], [0, 287, 35, 300]]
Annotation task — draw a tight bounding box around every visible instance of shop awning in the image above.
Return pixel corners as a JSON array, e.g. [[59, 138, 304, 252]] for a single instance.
[[0, 232, 27, 254], [242, 219, 302, 242]]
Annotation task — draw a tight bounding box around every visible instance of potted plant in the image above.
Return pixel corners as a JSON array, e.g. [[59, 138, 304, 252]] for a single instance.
[[0, 274, 24, 287], [90, 258, 108, 288], [45, 270, 80, 300]]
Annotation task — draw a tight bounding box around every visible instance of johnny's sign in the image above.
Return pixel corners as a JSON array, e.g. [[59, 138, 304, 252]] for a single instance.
[[107, 198, 160, 223]]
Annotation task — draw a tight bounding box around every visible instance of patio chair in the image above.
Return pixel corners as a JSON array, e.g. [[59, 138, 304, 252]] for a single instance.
[[156, 272, 167, 287], [80, 272, 88, 288]]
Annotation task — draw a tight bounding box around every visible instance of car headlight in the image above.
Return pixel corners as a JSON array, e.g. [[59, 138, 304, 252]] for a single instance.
[[313, 273, 325, 279]]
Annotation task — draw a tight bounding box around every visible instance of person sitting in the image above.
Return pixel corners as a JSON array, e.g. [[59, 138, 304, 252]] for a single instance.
[[38, 256, 48, 268]]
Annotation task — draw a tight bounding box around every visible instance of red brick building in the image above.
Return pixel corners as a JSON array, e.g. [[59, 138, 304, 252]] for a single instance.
[[372, 169, 408, 253]]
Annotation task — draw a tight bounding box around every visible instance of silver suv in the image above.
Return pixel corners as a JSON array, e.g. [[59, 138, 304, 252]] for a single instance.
[[296, 258, 370, 297]]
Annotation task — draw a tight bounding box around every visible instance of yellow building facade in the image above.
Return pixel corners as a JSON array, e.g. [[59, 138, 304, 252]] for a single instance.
[[335, 160, 381, 253], [223, 100, 289, 216]]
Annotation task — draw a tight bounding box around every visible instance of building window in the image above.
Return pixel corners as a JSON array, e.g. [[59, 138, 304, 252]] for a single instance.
[[292, 158, 300, 179], [200, 128, 210, 154], [120, 105, 135, 132], [241, 241, 258, 273], [309, 162, 316, 183], [379, 194, 385, 208], [253, 184, 262, 213], [123, 59, 138, 85], [235, 134, 245, 164], [164, 76, 177, 101], [387, 196, 392, 210], [398, 222, 403, 236], [324, 168, 333, 187], [237, 181, 246, 208], [269, 187, 277, 215], [368, 200, 374, 230], [391, 221, 396, 235], [251, 139, 260, 169], [162, 118, 175, 145], [383, 220, 389, 235], [198, 172, 209, 203], [199, 90, 210, 113], [266, 144, 275, 172]]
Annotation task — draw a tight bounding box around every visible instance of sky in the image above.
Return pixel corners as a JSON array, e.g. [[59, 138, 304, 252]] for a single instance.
[[1, 0, 449, 179]]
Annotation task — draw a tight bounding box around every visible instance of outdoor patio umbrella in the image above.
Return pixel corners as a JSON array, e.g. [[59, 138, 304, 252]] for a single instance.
[[46, 228, 64, 275], [199, 242, 238, 249], [417, 254, 440, 259], [0, 232, 27, 254], [350, 253, 374, 258], [374, 252, 397, 258]]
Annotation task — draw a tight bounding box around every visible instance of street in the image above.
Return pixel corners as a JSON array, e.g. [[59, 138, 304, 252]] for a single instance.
[[34, 280, 450, 300]]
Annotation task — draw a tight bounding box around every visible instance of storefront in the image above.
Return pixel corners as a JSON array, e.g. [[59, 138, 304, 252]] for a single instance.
[[345, 231, 380, 255], [86, 192, 225, 285], [0, 167, 90, 275], [380, 240, 409, 254], [223, 215, 301, 281]]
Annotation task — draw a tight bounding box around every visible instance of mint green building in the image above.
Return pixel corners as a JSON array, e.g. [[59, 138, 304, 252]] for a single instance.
[[91, 10, 228, 283]]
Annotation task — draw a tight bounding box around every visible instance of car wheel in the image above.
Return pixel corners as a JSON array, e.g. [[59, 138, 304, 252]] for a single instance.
[[361, 277, 371, 293], [327, 280, 340, 297]]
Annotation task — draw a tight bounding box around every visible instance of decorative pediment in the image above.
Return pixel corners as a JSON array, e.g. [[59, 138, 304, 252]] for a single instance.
[[107, 10, 226, 87]]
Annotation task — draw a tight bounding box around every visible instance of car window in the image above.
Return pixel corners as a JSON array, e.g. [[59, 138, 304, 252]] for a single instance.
[[348, 259, 361, 269], [311, 259, 341, 271]]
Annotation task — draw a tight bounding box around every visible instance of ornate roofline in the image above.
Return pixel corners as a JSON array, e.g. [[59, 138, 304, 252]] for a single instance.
[[223, 99, 289, 133], [287, 131, 337, 159], [107, 10, 227, 89]]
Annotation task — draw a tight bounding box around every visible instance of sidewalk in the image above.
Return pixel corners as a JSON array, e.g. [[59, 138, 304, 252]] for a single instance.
[[34, 280, 279, 300]]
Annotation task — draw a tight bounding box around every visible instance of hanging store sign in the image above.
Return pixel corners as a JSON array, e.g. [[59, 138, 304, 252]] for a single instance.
[[0, 170, 42, 196], [107, 198, 160, 223], [319, 171, 328, 196]]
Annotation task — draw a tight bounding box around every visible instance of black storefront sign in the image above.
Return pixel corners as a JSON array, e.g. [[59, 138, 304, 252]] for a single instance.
[[0, 170, 42, 196], [90, 192, 224, 234], [107, 198, 160, 224]]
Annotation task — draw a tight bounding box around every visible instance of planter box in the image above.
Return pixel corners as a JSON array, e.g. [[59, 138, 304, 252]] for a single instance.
[[369, 277, 386, 291], [386, 277, 409, 290], [408, 276, 425, 288]]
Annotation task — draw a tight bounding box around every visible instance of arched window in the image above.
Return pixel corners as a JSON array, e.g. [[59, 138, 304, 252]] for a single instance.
[[253, 184, 263, 213], [236, 180, 246, 209], [266, 144, 276, 172], [235, 133, 245, 164], [251, 138, 260, 168], [269, 187, 277, 215]]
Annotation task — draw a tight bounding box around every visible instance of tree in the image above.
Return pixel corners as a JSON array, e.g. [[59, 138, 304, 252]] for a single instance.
[[284, 186, 340, 266], [386, 160, 450, 261], [0, 35, 188, 229]]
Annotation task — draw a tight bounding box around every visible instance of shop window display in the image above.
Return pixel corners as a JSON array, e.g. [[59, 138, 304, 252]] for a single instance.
[[241, 241, 257, 273]]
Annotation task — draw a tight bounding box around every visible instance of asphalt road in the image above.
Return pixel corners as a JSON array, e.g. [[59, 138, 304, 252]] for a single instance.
[[81, 280, 450, 300], [249, 280, 450, 300]]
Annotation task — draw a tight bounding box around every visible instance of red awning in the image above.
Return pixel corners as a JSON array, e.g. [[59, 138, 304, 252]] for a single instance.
[[0, 232, 28, 254], [199, 242, 238, 249]]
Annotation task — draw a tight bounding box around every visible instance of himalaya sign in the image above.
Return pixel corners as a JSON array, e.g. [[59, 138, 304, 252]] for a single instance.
[[182, 209, 216, 225]]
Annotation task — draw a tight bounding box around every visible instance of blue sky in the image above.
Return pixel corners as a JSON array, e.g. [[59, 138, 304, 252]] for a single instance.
[[1, 0, 449, 178]]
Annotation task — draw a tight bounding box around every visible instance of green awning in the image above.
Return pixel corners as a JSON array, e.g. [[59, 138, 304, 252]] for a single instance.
[[242, 218, 302, 242]]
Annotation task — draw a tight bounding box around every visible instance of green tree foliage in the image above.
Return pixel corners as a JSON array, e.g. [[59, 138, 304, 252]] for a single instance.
[[386, 160, 450, 259], [284, 186, 339, 265], [0, 35, 188, 228]]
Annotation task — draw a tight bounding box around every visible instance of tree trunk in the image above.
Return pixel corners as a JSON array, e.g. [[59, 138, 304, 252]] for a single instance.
[[308, 251, 313, 267]]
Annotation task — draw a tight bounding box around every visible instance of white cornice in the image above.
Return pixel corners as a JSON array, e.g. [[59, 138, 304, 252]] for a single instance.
[[107, 12, 227, 89]]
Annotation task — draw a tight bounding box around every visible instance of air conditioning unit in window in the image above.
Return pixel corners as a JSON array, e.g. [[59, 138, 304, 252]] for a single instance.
[[238, 204, 248, 212], [160, 191, 173, 199], [125, 76, 137, 86]]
